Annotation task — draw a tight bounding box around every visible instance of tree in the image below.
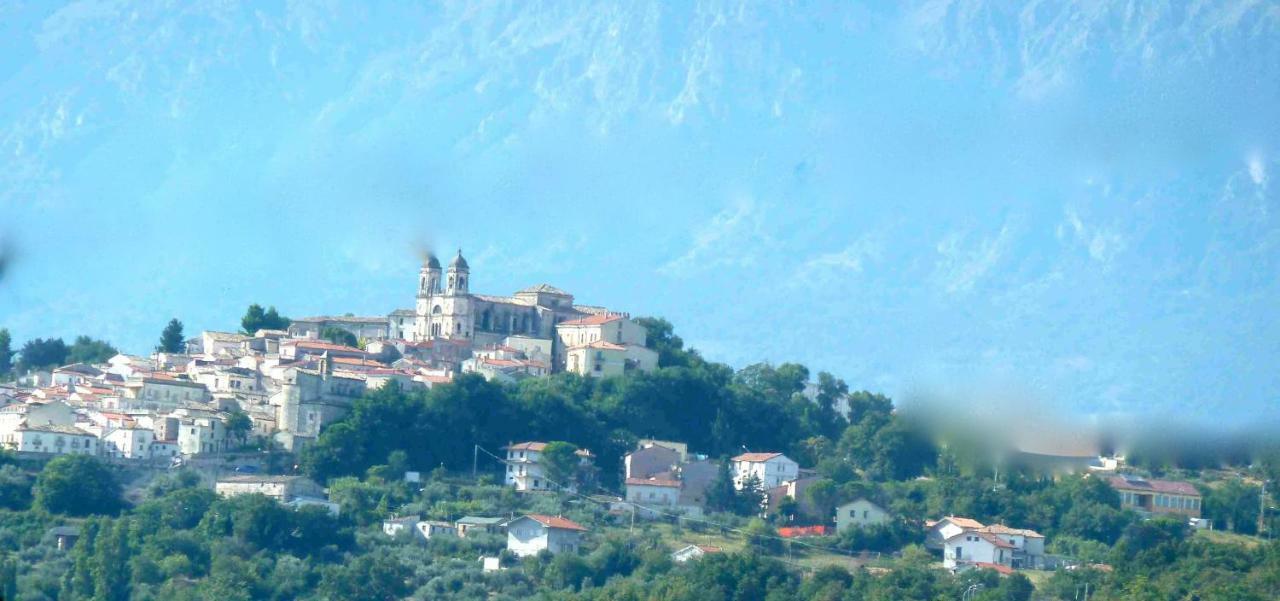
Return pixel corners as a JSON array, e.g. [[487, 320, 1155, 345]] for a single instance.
[[33, 455, 123, 516], [157, 318, 185, 353], [224, 409, 253, 446], [0, 328, 12, 377], [319, 327, 358, 348], [240, 304, 290, 334], [1204, 480, 1261, 535], [0, 464, 33, 510], [706, 460, 740, 514], [315, 550, 410, 601], [541, 441, 581, 490], [16, 337, 68, 372], [0, 553, 15, 601], [67, 336, 117, 365]]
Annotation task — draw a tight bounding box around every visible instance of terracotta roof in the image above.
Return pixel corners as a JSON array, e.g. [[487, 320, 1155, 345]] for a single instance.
[[732, 452, 784, 462], [947, 530, 1015, 549], [625, 477, 682, 488], [971, 562, 1015, 575], [281, 340, 365, 352], [505, 441, 548, 452], [524, 514, 587, 532], [1107, 475, 1200, 496], [934, 516, 985, 530], [558, 313, 625, 327]]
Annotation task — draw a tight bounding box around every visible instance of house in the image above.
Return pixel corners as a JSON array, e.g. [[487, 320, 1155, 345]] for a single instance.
[[48, 526, 81, 551], [625, 444, 681, 480], [625, 477, 682, 518], [127, 376, 210, 409], [766, 476, 819, 516], [52, 363, 104, 386], [177, 416, 227, 455], [978, 525, 1046, 569], [286, 496, 341, 517], [943, 530, 1015, 569], [456, 516, 506, 538], [835, 498, 890, 532], [416, 521, 458, 539], [503, 441, 593, 491], [555, 314, 658, 375], [102, 426, 154, 459], [270, 357, 366, 451], [925, 516, 986, 550], [1108, 474, 1202, 518], [214, 475, 324, 503], [2, 424, 99, 456], [671, 544, 721, 563], [383, 516, 418, 537], [507, 514, 587, 557], [731, 452, 799, 490], [288, 315, 389, 341]]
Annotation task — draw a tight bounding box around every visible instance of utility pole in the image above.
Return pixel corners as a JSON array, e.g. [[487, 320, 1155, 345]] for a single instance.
[[473, 444, 479, 479]]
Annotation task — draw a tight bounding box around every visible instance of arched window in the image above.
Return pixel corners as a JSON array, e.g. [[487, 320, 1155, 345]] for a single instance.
[[459, 277, 466, 289], [481, 310, 492, 330], [432, 305, 442, 315]]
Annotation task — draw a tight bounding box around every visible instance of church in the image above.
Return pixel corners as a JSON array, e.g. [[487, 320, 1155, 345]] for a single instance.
[[400, 250, 656, 375]]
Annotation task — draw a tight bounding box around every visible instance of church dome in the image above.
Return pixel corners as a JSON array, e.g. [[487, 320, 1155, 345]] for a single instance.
[[425, 253, 441, 269], [450, 250, 469, 270]]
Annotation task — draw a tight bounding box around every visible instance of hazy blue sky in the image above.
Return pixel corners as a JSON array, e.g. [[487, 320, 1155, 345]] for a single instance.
[[1, 1, 1277, 419]]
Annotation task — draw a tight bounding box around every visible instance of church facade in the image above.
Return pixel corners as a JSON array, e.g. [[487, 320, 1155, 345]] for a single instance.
[[407, 250, 622, 363]]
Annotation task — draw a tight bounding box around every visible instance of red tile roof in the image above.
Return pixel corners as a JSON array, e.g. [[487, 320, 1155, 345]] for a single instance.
[[558, 313, 624, 327], [933, 516, 985, 530], [1107, 476, 1200, 496], [525, 514, 587, 532], [971, 562, 1015, 575], [732, 452, 784, 462]]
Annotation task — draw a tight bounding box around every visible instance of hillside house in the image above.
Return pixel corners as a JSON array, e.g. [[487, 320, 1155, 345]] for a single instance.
[[835, 498, 890, 532], [506, 514, 587, 557], [731, 452, 799, 490], [1108, 474, 1202, 518]]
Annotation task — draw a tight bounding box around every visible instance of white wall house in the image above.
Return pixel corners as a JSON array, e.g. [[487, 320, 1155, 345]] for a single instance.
[[943, 530, 1015, 569], [214, 475, 324, 503], [834, 498, 890, 532], [624, 477, 681, 518], [730, 452, 799, 490], [102, 427, 154, 459], [925, 516, 986, 550], [503, 441, 593, 491], [1, 424, 99, 455], [506, 514, 587, 557]]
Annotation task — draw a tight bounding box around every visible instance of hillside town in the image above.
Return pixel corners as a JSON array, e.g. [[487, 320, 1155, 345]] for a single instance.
[[2, 251, 1250, 598]]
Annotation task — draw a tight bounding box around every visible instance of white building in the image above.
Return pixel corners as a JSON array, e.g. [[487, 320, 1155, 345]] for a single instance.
[[506, 514, 587, 557], [102, 426, 154, 459], [730, 452, 799, 490], [834, 498, 890, 532], [943, 530, 1015, 570], [416, 521, 458, 539], [503, 441, 593, 491], [925, 516, 986, 550], [214, 475, 325, 503], [177, 416, 227, 455], [671, 544, 721, 563], [2, 424, 99, 455], [624, 477, 681, 518]]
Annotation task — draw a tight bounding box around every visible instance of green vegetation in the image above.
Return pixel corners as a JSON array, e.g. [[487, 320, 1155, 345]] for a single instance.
[[66, 336, 118, 365], [32, 455, 123, 517], [156, 318, 185, 354], [0, 317, 1276, 599], [0, 327, 13, 378], [319, 326, 358, 348], [240, 304, 290, 335]]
